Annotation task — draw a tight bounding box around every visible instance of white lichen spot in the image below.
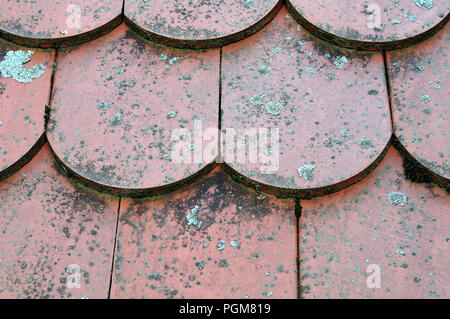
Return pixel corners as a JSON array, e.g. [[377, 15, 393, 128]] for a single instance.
[[246, 0, 254, 8], [265, 100, 282, 115], [420, 95, 431, 103], [109, 112, 122, 126], [167, 111, 177, 119], [297, 164, 315, 181], [0, 120, 3, 126], [159, 54, 167, 61], [230, 240, 240, 248], [340, 128, 350, 138], [186, 205, 203, 229], [168, 57, 178, 65], [285, 13, 295, 22], [334, 56, 348, 69], [0, 50, 46, 83], [358, 137, 374, 149], [97, 102, 112, 110], [249, 93, 265, 106], [258, 65, 271, 74], [387, 191, 408, 206], [412, 64, 424, 73], [217, 240, 226, 251], [412, 0, 433, 9]]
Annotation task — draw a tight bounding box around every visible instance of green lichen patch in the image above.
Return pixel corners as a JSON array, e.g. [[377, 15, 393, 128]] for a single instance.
[[297, 164, 315, 182], [387, 191, 408, 206], [0, 50, 46, 83], [186, 205, 203, 229]]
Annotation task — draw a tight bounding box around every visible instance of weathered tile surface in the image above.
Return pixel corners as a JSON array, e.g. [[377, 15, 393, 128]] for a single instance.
[[0, 40, 54, 181], [387, 24, 449, 187], [222, 7, 392, 197], [48, 24, 219, 196], [0, 0, 123, 47], [287, 0, 449, 50], [111, 167, 297, 299], [125, 0, 282, 48], [0, 144, 119, 298], [299, 146, 449, 299]]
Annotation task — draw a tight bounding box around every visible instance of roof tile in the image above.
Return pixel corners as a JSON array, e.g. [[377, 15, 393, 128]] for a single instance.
[[124, 0, 282, 49], [0, 144, 119, 298], [286, 0, 450, 50], [47, 24, 220, 196], [111, 167, 297, 299], [387, 24, 449, 187], [0, 39, 54, 181], [222, 7, 392, 197], [299, 146, 449, 298], [0, 2, 448, 299], [0, 0, 123, 47]]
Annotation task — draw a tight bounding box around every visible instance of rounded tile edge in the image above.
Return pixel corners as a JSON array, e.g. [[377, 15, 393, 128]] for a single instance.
[[285, 1, 450, 51], [46, 135, 219, 198], [0, 14, 122, 48], [123, 1, 283, 49], [392, 136, 449, 192], [0, 133, 46, 183], [223, 136, 393, 199]]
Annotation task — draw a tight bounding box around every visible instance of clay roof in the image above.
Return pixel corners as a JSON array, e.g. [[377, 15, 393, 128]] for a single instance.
[[0, 0, 448, 298]]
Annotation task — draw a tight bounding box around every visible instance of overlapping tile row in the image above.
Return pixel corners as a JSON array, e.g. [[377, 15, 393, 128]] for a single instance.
[[0, 0, 283, 49], [0, 38, 54, 182], [0, 5, 448, 197], [0, 144, 120, 298], [221, 7, 392, 198], [1, 1, 447, 50], [0, 0, 123, 47], [286, 0, 450, 50], [111, 167, 297, 299], [299, 147, 449, 298], [124, 0, 283, 49], [0, 2, 448, 301], [47, 24, 220, 197], [387, 23, 449, 190]]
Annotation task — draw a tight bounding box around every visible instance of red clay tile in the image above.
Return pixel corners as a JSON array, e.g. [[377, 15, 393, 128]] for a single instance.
[[47, 24, 220, 197], [124, 0, 282, 49], [0, 144, 119, 298], [387, 24, 449, 188], [0, 40, 54, 182], [299, 146, 449, 299], [286, 0, 450, 50], [111, 167, 297, 299], [0, 0, 123, 47], [221, 7, 392, 198]]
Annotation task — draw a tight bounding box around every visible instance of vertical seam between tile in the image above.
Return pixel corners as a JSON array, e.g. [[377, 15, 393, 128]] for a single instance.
[[295, 198, 302, 299], [108, 196, 121, 299], [382, 50, 395, 135], [44, 50, 58, 132], [217, 47, 223, 162]]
